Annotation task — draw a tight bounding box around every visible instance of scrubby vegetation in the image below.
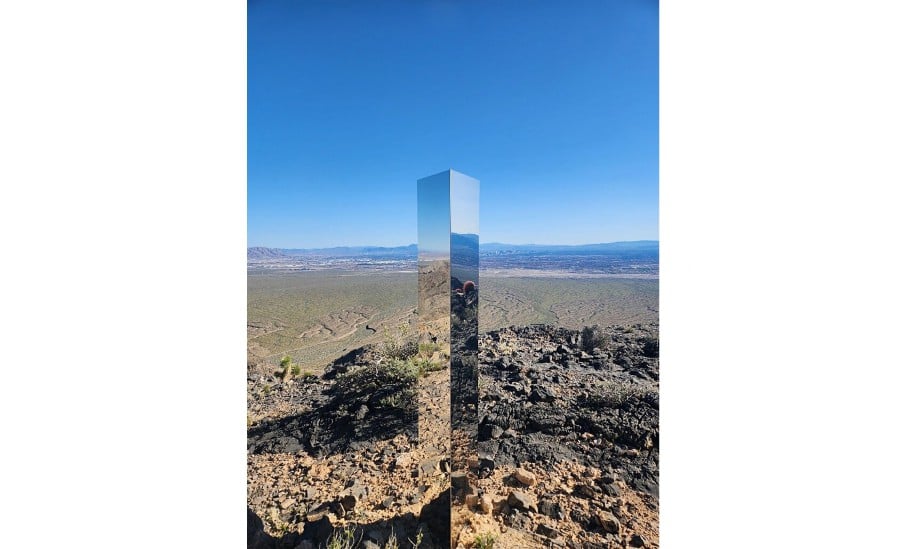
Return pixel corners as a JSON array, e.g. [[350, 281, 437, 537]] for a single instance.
[[248, 271, 416, 371], [384, 528, 399, 549], [300, 370, 316, 381], [477, 277, 659, 333], [472, 532, 497, 549], [274, 354, 317, 383], [338, 359, 417, 396], [276, 355, 294, 379], [417, 341, 440, 357], [325, 525, 357, 549], [415, 357, 446, 376], [380, 325, 418, 361], [374, 324, 448, 379]]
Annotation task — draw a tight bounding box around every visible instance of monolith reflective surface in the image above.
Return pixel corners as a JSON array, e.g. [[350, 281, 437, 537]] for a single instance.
[[417, 169, 479, 548]]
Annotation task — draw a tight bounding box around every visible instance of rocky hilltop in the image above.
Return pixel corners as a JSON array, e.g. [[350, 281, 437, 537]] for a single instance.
[[457, 323, 658, 548], [247, 322, 658, 549]]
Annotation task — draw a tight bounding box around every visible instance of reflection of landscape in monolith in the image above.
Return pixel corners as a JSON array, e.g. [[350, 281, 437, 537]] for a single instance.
[[247, 239, 659, 549], [413, 171, 452, 545], [446, 172, 481, 548]]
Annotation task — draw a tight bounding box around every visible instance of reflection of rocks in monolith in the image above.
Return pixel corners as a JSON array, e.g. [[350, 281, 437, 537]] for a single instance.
[[448, 172, 479, 549], [417, 171, 451, 455], [450, 235, 478, 471]]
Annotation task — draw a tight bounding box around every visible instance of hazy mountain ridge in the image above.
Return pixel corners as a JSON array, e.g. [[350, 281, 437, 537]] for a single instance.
[[249, 240, 658, 258], [450, 232, 479, 273], [282, 244, 417, 257], [480, 240, 658, 254], [248, 247, 289, 260]]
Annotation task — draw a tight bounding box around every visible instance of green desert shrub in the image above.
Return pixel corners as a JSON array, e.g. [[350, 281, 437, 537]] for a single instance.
[[276, 355, 294, 379], [325, 526, 357, 549], [378, 389, 417, 409], [416, 358, 446, 376], [382, 339, 418, 360], [300, 370, 316, 382], [335, 359, 417, 403], [418, 342, 440, 357], [472, 532, 497, 549], [388, 358, 420, 380], [381, 325, 418, 360]]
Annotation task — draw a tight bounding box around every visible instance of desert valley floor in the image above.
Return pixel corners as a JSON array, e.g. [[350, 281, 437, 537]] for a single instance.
[[248, 271, 659, 549]]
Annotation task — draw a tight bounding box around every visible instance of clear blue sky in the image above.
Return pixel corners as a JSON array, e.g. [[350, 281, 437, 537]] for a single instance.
[[249, 0, 658, 248]]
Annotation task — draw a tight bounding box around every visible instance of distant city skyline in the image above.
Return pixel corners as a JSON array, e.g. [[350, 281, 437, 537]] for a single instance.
[[249, 1, 658, 248]]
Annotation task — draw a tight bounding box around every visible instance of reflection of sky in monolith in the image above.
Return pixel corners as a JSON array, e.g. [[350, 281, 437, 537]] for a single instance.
[[418, 173, 450, 258], [450, 170, 479, 236]]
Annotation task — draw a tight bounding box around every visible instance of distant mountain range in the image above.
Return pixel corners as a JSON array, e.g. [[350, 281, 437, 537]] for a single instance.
[[285, 244, 417, 257], [480, 240, 658, 254], [248, 240, 657, 260], [248, 245, 416, 260], [451, 232, 479, 259], [247, 246, 289, 260]]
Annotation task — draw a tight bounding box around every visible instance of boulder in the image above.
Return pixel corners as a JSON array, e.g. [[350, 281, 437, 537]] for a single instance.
[[514, 468, 537, 486], [507, 490, 537, 513]]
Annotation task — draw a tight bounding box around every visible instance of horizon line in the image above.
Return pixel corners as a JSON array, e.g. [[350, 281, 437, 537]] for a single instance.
[[249, 239, 659, 250]]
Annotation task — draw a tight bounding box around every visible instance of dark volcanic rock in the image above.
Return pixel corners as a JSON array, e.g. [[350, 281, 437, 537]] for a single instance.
[[247, 507, 274, 549], [537, 523, 562, 539], [299, 516, 333, 545], [640, 338, 659, 358], [574, 483, 599, 499], [539, 498, 566, 520], [450, 471, 469, 490], [600, 482, 620, 497], [305, 504, 329, 522], [528, 385, 557, 403], [477, 324, 659, 497], [247, 321, 659, 549], [508, 509, 533, 530], [247, 352, 418, 457], [339, 479, 367, 510]]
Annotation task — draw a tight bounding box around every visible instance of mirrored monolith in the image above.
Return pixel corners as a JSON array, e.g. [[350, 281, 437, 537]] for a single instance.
[[417, 169, 479, 549]]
